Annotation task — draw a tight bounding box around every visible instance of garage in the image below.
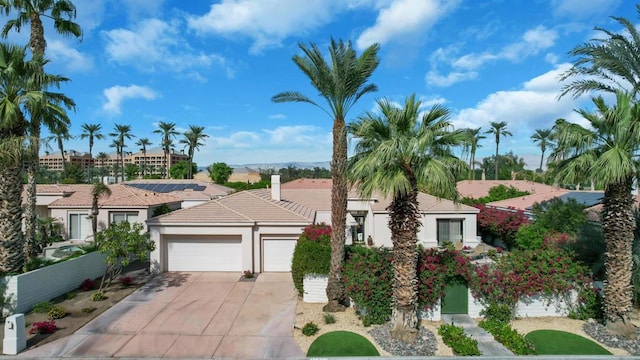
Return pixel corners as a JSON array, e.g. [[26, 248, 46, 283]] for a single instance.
[[263, 238, 298, 272], [167, 235, 242, 271]]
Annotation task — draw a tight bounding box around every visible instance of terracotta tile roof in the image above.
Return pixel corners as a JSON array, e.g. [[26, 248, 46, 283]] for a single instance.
[[370, 192, 479, 213], [486, 189, 570, 211], [281, 178, 332, 189], [48, 184, 182, 208], [456, 180, 559, 199], [147, 200, 253, 224]]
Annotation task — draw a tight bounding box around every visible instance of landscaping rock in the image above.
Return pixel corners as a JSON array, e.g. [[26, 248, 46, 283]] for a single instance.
[[369, 323, 437, 356], [583, 320, 640, 355]]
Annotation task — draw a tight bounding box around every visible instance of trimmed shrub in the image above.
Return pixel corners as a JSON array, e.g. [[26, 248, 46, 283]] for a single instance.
[[302, 322, 319, 336], [29, 320, 56, 335], [479, 319, 535, 355], [91, 291, 106, 301], [480, 303, 513, 324], [47, 306, 67, 320], [438, 323, 481, 356], [343, 245, 393, 325], [291, 224, 332, 296], [80, 278, 97, 292], [32, 301, 53, 313]]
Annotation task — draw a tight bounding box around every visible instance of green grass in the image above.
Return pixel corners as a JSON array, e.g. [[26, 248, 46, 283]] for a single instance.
[[525, 330, 612, 355], [307, 331, 379, 357]]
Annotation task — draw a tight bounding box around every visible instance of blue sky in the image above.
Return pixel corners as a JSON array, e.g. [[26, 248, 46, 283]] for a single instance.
[[2, 0, 631, 168]]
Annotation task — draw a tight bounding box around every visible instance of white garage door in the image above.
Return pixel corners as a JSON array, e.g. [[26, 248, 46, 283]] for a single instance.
[[263, 239, 297, 272], [167, 237, 242, 271]]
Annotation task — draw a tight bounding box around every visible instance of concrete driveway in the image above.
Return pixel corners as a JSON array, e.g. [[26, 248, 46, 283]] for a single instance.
[[18, 272, 304, 359]]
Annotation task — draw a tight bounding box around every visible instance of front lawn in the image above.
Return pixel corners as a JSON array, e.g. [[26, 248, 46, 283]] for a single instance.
[[525, 330, 612, 355], [307, 331, 379, 356]]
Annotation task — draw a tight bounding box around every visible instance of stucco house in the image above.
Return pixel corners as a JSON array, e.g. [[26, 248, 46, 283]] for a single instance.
[[31, 184, 182, 242], [124, 179, 234, 208], [147, 177, 479, 273]]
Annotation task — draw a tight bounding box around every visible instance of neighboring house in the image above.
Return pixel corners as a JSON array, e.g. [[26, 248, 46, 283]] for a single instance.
[[147, 176, 479, 273], [457, 180, 559, 199], [227, 167, 261, 184], [486, 189, 604, 218], [124, 179, 234, 208], [29, 184, 181, 242]]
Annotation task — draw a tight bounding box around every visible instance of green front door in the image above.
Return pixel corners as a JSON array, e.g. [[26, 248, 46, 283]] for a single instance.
[[441, 278, 468, 314]]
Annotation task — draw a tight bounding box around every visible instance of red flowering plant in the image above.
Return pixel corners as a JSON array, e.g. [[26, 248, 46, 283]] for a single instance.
[[302, 223, 332, 241], [29, 320, 56, 335], [475, 204, 530, 249], [417, 248, 475, 310]]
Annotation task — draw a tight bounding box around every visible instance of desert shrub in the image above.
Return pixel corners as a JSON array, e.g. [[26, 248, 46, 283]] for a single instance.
[[568, 283, 604, 321], [91, 291, 106, 301], [302, 322, 319, 336], [438, 323, 481, 356], [343, 245, 393, 325], [479, 319, 535, 355], [32, 301, 53, 313], [65, 291, 77, 300], [324, 313, 336, 324], [47, 306, 67, 320], [120, 276, 133, 286], [80, 278, 97, 291], [291, 224, 331, 296], [29, 320, 56, 335], [81, 307, 96, 313]]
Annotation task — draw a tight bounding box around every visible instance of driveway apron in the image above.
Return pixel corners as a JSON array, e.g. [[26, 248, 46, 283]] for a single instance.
[[17, 272, 304, 359]]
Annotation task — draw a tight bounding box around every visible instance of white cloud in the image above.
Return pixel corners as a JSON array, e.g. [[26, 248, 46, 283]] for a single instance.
[[264, 125, 327, 144], [47, 40, 93, 73], [102, 18, 233, 77], [426, 70, 477, 87], [551, 0, 621, 18], [268, 114, 287, 120], [356, 0, 459, 50], [187, 0, 337, 54], [102, 85, 158, 115]]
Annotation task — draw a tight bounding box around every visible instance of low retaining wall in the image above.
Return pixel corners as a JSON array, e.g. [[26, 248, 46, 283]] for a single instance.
[[303, 274, 328, 303], [3, 251, 107, 315]]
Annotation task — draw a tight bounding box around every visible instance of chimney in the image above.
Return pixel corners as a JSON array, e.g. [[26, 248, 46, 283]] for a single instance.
[[271, 175, 281, 201]]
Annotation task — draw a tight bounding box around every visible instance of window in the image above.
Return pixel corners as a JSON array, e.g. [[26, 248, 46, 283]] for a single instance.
[[437, 219, 463, 245], [68, 213, 89, 240], [110, 212, 139, 224], [350, 213, 366, 244]]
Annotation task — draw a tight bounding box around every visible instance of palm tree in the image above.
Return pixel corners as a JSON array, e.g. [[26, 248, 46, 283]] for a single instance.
[[551, 91, 639, 338], [0, 0, 81, 264], [560, 4, 640, 99], [90, 183, 111, 239], [80, 123, 104, 182], [135, 137, 152, 179], [180, 125, 208, 179], [530, 128, 554, 171], [95, 151, 108, 181], [109, 124, 133, 183], [485, 121, 512, 180], [153, 121, 178, 179], [45, 121, 71, 176], [348, 95, 464, 340], [272, 38, 380, 312], [462, 128, 485, 180]]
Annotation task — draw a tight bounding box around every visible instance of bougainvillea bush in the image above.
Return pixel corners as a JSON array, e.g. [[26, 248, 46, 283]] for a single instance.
[[343, 245, 393, 325], [475, 204, 530, 249], [291, 224, 331, 296], [417, 248, 475, 310]]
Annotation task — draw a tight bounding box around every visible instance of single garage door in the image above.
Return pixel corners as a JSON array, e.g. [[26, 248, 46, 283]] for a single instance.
[[167, 236, 242, 271], [263, 239, 297, 272]]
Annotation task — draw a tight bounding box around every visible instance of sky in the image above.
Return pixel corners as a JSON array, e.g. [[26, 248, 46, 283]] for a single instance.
[[1, 0, 632, 168]]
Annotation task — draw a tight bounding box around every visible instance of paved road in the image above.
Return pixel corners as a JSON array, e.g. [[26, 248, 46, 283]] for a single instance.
[[16, 272, 304, 359]]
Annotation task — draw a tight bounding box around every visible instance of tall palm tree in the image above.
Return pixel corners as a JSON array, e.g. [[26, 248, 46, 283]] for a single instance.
[[348, 95, 464, 340], [551, 91, 639, 338], [45, 121, 71, 176], [0, 0, 81, 263], [485, 121, 512, 180], [272, 38, 380, 312], [90, 183, 111, 239], [109, 124, 133, 183], [180, 125, 208, 179], [462, 128, 485, 180], [560, 4, 640, 99], [80, 123, 104, 182], [135, 137, 152, 179], [153, 121, 178, 179], [95, 151, 108, 181], [530, 128, 554, 171]]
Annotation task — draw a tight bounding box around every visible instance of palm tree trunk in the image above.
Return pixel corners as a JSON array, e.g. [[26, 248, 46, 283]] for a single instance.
[[387, 179, 420, 341], [0, 163, 25, 273], [24, 135, 39, 259], [494, 141, 499, 180], [324, 117, 348, 312], [602, 177, 637, 339], [88, 144, 93, 182]]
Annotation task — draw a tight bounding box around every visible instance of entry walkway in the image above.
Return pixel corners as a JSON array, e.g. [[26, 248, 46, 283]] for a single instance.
[[442, 314, 513, 356]]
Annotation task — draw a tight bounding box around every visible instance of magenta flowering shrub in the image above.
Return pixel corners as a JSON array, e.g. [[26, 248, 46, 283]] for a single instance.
[[29, 320, 56, 335], [476, 204, 530, 249], [417, 248, 475, 310], [302, 223, 332, 241]]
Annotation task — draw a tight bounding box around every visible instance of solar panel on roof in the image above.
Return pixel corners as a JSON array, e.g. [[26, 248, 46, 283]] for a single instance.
[[124, 182, 208, 193]]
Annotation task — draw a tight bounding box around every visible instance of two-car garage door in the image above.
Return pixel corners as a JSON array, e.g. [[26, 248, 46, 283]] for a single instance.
[[167, 235, 242, 272]]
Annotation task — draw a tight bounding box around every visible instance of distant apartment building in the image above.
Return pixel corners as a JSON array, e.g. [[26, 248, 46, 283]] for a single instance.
[[40, 148, 189, 177]]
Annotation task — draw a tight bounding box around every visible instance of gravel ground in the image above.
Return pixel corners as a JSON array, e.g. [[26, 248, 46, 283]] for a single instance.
[[293, 300, 453, 356]]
